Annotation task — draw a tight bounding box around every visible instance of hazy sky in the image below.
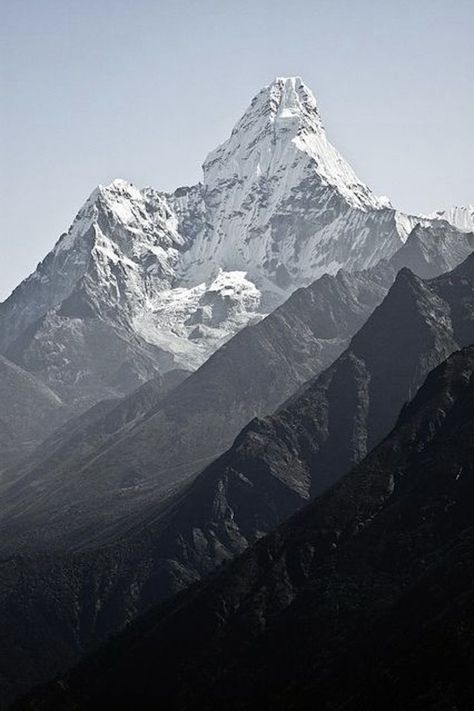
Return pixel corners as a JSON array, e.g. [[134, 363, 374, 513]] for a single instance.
[[1, 0, 473, 300]]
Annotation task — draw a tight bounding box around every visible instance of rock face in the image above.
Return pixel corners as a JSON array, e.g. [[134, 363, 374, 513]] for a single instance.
[[0, 77, 430, 407], [391, 219, 474, 278], [21, 344, 474, 711], [0, 187, 181, 411], [1, 255, 472, 708], [0, 355, 67, 470]]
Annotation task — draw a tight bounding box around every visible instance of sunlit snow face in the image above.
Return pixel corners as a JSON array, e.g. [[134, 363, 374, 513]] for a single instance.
[[133, 269, 264, 370]]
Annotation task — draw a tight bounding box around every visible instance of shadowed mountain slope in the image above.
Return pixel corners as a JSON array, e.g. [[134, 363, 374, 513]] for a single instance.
[[21, 344, 474, 711], [391, 219, 474, 278], [0, 355, 67, 470]]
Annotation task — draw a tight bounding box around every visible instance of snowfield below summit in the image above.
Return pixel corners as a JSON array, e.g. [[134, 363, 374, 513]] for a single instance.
[[133, 270, 264, 369]]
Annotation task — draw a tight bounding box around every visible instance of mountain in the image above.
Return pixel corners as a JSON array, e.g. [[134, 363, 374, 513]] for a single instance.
[[21, 344, 474, 711], [2, 210, 471, 551], [0, 254, 472, 707], [0, 77, 426, 408], [0, 189, 177, 411], [0, 75, 471, 706], [0, 355, 66, 470], [0, 261, 395, 552], [178, 75, 405, 290]]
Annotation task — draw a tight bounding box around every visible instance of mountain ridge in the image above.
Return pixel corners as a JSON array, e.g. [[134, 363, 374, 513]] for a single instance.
[[0, 355, 67, 470], [1, 248, 472, 553], [15, 344, 474, 710]]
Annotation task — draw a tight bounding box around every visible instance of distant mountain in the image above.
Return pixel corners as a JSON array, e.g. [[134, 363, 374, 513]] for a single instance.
[[0, 366, 190, 487], [22, 344, 474, 711], [0, 355, 66, 470], [391, 219, 474, 278], [428, 204, 474, 232], [0, 77, 432, 408], [1, 255, 472, 708]]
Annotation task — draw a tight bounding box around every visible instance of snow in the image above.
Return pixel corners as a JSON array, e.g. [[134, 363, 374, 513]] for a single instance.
[[133, 270, 264, 370], [394, 212, 431, 242], [203, 77, 384, 213]]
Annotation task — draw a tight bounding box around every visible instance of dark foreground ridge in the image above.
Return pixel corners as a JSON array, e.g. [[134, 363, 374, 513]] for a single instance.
[[19, 345, 474, 710]]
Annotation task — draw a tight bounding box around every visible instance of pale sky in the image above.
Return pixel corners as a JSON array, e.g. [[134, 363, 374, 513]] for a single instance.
[[1, 0, 473, 300]]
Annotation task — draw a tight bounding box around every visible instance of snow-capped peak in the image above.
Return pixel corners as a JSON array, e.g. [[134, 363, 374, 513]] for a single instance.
[[55, 178, 186, 260], [203, 76, 384, 211], [231, 76, 324, 138], [2, 76, 427, 373]]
